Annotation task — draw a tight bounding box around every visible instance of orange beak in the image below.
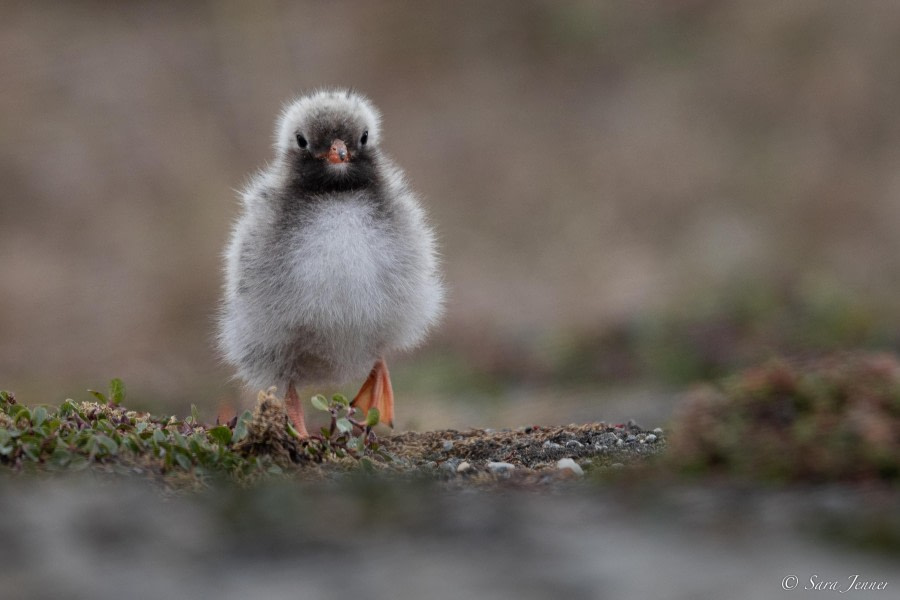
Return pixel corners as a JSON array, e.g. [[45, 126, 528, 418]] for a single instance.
[[326, 139, 349, 164]]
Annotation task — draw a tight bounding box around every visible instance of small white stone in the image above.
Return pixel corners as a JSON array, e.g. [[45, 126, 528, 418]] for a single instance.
[[556, 458, 584, 476], [645, 434, 658, 443], [457, 461, 471, 473], [487, 461, 515, 474], [441, 440, 454, 452], [653, 428, 664, 435], [616, 438, 624, 447]]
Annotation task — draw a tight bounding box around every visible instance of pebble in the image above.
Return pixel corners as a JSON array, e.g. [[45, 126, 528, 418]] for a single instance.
[[625, 435, 636, 443], [653, 427, 664, 435], [596, 432, 618, 445], [556, 458, 584, 476], [565, 440, 583, 449], [441, 440, 454, 452], [542, 441, 563, 450], [644, 434, 658, 444], [456, 461, 472, 473], [615, 438, 624, 447], [487, 461, 515, 474]]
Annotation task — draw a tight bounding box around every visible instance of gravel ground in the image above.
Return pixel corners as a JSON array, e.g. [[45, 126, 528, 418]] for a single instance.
[[381, 421, 665, 482]]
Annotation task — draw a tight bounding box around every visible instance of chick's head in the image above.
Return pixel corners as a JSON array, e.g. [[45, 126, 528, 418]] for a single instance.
[[275, 89, 383, 192]]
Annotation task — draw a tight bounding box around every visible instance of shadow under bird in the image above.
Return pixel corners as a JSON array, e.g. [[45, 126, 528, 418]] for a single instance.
[[218, 89, 444, 436]]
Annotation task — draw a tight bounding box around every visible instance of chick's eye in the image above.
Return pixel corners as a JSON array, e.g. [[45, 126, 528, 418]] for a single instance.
[[360, 130, 368, 146], [296, 134, 308, 149]]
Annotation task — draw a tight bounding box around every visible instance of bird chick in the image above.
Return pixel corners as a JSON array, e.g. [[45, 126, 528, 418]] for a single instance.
[[218, 89, 444, 436]]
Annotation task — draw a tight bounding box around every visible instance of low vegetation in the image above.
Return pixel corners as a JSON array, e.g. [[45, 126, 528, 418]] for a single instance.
[[0, 383, 385, 487], [668, 353, 900, 482], [3, 352, 900, 489], [0, 379, 665, 489]]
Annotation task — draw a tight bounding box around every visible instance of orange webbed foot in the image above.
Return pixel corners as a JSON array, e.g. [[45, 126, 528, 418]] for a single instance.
[[351, 358, 395, 428]]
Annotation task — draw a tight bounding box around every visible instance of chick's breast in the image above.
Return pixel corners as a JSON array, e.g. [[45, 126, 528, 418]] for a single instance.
[[288, 197, 398, 327], [292, 188, 441, 341], [220, 184, 441, 389]]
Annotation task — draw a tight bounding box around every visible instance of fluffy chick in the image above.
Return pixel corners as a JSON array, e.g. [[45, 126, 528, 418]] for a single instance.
[[218, 89, 444, 435]]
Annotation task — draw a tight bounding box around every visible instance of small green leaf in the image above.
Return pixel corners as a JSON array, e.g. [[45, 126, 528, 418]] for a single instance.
[[108, 378, 125, 405], [87, 390, 107, 403], [311, 395, 330, 412], [233, 410, 253, 441], [0, 391, 11, 404], [14, 408, 31, 425], [135, 421, 148, 433], [190, 404, 200, 425], [172, 431, 188, 449], [286, 423, 302, 439], [336, 417, 352, 434], [365, 407, 380, 428], [96, 434, 118, 455], [125, 434, 144, 452], [152, 429, 167, 443], [49, 448, 72, 468], [331, 394, 350, 407], [174, 453, 192, 470], [359, 456, 375, 473], [21, 442, 40, 461], [32, 406, 48, 427], [207, 425, 232, 445]]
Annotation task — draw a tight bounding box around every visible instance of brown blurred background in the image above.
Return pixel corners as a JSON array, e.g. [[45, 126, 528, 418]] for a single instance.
[[3, 0, 900, 428]]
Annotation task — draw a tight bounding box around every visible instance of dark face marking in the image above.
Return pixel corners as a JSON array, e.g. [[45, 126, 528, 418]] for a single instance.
[[288, 111, 378, 194], [288, 145, 379, 194]]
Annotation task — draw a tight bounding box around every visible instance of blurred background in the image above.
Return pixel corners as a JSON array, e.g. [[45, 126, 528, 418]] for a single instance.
[[3, 0, 900, 429]]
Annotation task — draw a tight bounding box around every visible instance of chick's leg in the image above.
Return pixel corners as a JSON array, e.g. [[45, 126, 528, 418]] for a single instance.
[[351, 358, 395, 428], [284, 381, 310, 438]]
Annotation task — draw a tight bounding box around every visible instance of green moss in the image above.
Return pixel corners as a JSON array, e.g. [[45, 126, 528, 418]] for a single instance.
[[0, 384, 384, 489]]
